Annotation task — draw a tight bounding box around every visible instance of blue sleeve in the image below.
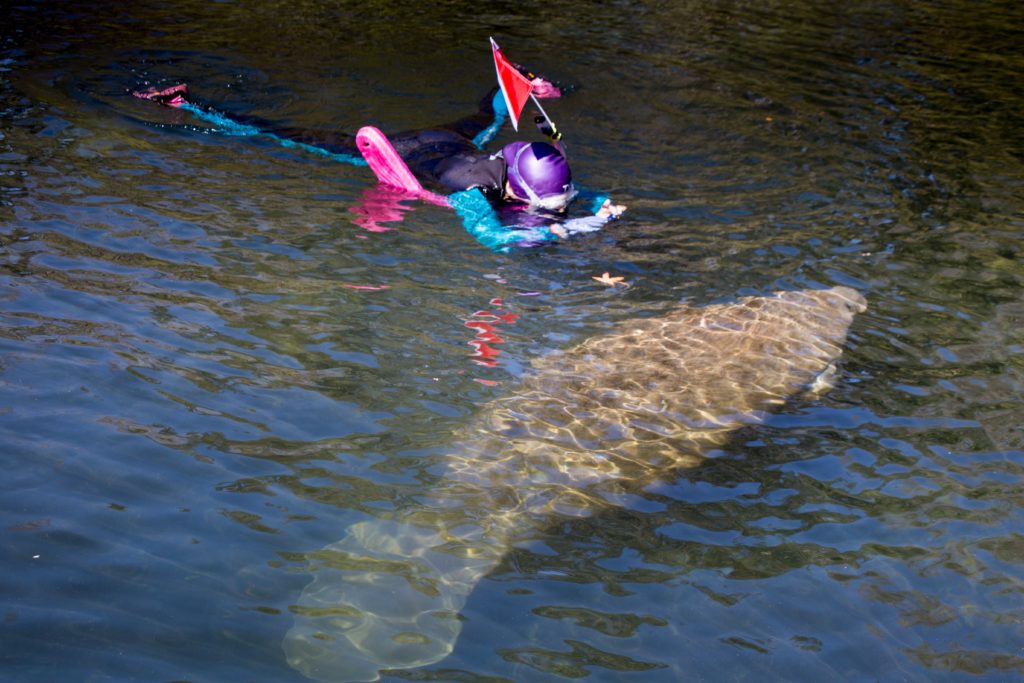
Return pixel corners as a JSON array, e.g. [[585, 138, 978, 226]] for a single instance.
[[447, 189, 559, 252], [575, 188, 610, 214], [470, 92, 509, 150]]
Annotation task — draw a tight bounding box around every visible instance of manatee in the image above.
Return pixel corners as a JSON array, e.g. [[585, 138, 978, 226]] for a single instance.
[[283, 286, 867, 682]]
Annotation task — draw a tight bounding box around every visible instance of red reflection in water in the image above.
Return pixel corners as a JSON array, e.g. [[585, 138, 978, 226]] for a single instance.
[[464, 297, 518, 369], [341, 283, 391, 290], [348, 185, 414, 234]]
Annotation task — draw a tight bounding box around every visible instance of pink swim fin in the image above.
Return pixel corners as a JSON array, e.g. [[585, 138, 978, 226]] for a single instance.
[[131, 83, 189, 107], [356, 126, 450, 207]]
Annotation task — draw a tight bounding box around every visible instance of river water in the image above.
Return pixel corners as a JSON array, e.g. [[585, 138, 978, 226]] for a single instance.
[[2, 1, 1022, 681]]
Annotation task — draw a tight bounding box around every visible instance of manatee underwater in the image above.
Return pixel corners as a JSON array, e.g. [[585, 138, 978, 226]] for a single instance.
[[283, 285, 868, 682]]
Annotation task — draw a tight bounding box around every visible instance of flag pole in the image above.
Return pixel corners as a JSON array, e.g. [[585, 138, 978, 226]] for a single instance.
[[530, 93, 560, 141], [529, 93, 564, 157], [490, 37, 563, 145]]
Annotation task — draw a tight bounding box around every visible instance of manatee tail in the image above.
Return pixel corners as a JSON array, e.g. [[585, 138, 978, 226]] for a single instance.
[[283, 518, 503, 683]]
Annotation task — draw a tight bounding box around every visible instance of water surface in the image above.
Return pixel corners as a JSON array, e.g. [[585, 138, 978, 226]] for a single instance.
[[2, 1, 1023, 681]]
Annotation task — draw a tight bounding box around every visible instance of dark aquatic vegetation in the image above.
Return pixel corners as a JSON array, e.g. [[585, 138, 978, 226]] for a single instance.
[[284, 286, 866, 681]]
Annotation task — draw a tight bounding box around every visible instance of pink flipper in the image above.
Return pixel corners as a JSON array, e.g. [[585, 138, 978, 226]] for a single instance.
[[132, 83, 189, 107], [356, 126, 450, 207], [356, 126, 421, 192]]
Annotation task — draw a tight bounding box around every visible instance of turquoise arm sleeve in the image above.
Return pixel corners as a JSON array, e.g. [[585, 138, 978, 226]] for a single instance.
[[575, 189, 610, 214], [471, 92, 509, 150], [448, 189, 558, 252]]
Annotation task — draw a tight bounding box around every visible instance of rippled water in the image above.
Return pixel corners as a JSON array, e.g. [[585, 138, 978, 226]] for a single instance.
[[2, 1, 1023, 681]]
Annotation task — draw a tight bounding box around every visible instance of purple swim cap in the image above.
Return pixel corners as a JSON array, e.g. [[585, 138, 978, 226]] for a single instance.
[[502, 141, 573, 205]]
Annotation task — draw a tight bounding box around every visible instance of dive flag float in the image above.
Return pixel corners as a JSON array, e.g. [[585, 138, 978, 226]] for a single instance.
[[490, 37, 559, 139], [489, 37, 533, 131]]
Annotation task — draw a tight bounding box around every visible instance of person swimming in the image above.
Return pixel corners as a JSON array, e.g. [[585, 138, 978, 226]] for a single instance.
[[133, 74, 624, 250]]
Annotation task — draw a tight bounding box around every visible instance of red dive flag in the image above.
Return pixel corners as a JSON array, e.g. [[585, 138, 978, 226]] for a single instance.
[[490, 37, 533, 131]]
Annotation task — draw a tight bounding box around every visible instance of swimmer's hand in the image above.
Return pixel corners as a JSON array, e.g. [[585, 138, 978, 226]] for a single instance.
[[549, 200, 626, 239], [529, 76, 562, 99], [597, 199, 626, 219], [514, 63, 562, 99]]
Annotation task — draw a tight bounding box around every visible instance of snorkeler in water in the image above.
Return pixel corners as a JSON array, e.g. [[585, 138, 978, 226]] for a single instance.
[[132, 69, 625, 250]]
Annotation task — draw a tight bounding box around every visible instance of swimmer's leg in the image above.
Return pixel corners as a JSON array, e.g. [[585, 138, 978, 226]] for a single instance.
[[132, 83, 361, 161]]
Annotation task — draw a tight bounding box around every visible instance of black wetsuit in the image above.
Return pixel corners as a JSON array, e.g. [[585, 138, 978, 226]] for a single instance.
[[238, 89, 511, 200], [143, 85, 612, 250]]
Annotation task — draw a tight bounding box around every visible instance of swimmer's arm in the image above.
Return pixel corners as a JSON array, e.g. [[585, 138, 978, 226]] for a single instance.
[[467, 63, 564, 149], [551, 192, 626, 237], [470, 91, 509, 150], [448, 189, 559, 252]]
